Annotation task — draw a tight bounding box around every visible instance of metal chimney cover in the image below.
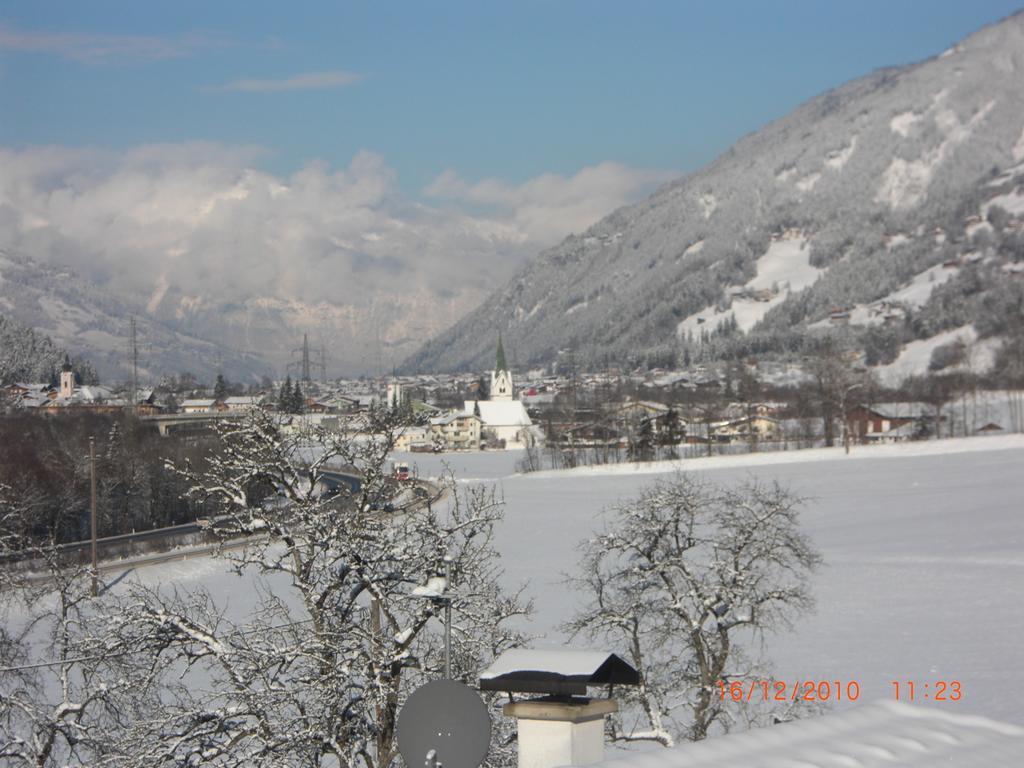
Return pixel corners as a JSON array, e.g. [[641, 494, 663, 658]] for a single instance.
[[396, 679, 491, 768], [478, 649, 639, 695]]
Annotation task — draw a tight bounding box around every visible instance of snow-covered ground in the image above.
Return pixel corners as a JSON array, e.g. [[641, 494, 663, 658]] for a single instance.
[[106, 434, 1024, 725], [885, 263, 959, 307], [676, 236, 822, 336], [808, 262, 961, 331], [872, 324, 999, 386]]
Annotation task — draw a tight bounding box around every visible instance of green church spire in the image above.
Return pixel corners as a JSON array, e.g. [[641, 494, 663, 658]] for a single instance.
[[495, 333, 508, 372]]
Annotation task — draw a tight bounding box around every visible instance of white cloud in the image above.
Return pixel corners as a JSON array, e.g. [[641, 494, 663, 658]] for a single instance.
[[0, 23, 228, 62], [424, 161, 675, 244], [0, 143, 672, 367], [206, 70, 363, 93], [0, 144, 527, 310]]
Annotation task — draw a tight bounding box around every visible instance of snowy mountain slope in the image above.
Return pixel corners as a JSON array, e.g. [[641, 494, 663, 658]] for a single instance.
[[0, 251, 269, 381], [403, 12, 1024, 376]]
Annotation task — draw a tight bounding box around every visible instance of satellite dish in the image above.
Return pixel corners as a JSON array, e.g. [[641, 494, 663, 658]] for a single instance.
[[397, 680, 491, 768]]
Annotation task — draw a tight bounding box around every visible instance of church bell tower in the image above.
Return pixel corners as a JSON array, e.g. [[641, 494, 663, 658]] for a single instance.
[[59, 355, 75, 399], [490, 334, 513, 401]]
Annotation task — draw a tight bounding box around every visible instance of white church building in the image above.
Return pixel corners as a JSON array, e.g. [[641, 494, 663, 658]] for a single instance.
[[464, 337, 536, 449]]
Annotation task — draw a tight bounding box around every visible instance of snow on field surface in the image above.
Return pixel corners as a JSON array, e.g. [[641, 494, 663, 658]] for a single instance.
[[114, 435, 1024, 729], [593, 700, 1024, 768], [872, 324, 999, 386], [677, 237, 822, 336]]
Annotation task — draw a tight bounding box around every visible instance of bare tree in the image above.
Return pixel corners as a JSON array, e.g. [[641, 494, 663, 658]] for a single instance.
[[0, 486, 158, 767], [98, 407, 531, 767], [1, 408, 530, 767], [565, 474, 821, 746]]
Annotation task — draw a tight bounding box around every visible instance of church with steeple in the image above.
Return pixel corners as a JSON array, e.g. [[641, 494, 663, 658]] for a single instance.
[[463, 335, 536, 448]]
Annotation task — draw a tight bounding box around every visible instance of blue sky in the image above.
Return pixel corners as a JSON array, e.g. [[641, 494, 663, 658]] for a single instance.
[[3, 1, 1022, 191], [2, 0, 1022, 362]]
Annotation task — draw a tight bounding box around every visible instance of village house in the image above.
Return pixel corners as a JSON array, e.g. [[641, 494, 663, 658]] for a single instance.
[[181, 398, 225, 414], [393, 425, 431, 452], [429, 411, 482, 451], [222, 395, 265, 412], [712, 414, 782, 443], [846, 402, 942, 443]]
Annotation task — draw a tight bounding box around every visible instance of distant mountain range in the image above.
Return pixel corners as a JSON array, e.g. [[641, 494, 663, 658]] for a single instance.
[[0, 251, 268, 382], [403, 11, 1024, 381]]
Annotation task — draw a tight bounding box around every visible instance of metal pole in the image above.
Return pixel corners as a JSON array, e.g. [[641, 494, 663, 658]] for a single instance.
[[443, 556, 452, 679], [89, 437, 98, 597]]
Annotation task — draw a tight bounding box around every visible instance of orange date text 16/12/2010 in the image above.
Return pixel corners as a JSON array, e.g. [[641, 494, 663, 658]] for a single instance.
[[716, 680, 861, 703], [891, 680, 962, 701]]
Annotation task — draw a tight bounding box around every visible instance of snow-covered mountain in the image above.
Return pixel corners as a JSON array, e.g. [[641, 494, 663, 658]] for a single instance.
[[143, 283, 486, 378], [403, 12, 1024, 379], [0, 251, 269, 382]]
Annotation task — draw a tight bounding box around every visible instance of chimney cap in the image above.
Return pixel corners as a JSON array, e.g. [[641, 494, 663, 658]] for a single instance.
[[479, 648, 639, 695]]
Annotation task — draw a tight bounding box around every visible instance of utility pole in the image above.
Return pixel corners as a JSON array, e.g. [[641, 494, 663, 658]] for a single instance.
[[443, 556, 453, 679], [129, 316, 139, 416], [89, 438, 98, 597], [301, 333, 312, 383]]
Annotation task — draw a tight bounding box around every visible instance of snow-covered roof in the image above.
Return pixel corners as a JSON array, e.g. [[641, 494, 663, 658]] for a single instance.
[[181, 398, 216, 407], [863, 401, 935, 419], [586, 701, 1024, 768], [463, 400, 532, 427], [76, 385, 115, 402], [430, 411, 478, 426]]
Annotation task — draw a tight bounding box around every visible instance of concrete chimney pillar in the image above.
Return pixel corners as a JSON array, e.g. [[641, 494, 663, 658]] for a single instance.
[[503, 698, 617, 768]]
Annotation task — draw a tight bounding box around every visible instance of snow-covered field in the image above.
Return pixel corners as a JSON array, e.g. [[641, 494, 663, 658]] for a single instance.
[[114, 436, 1024, 723]]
